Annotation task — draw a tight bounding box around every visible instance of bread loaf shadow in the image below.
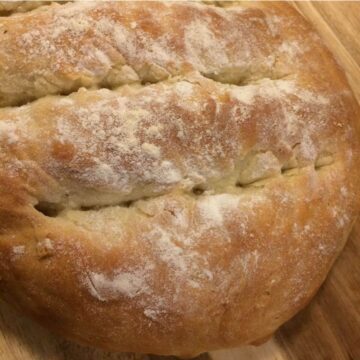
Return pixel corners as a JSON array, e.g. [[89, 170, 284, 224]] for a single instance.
[[0, 299, 210, 359], [0, 300, 167, 360]]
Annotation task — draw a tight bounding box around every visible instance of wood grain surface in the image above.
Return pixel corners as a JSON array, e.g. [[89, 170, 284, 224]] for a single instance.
[[0, 2, 359, 360]]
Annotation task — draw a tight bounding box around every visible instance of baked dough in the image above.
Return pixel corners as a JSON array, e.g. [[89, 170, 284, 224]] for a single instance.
[[0, 1, 53, 15], [0, 1, 359, 357]]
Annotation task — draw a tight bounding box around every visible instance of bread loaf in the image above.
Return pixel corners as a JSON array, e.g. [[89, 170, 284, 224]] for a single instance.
[[0, 1, 53, 15], [0, 1, 359, 357]]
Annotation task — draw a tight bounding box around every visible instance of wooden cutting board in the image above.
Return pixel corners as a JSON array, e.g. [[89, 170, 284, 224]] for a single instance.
[[0, 2, 359, 360]]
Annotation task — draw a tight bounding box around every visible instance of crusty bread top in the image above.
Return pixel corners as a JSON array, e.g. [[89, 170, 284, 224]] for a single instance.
[[0, 1, 52, 15], [0, 1, 347, 107], [0, 1, 359, 357]]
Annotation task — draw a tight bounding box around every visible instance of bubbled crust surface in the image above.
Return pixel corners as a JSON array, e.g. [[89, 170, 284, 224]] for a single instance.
[[0, 1, 359, 357]]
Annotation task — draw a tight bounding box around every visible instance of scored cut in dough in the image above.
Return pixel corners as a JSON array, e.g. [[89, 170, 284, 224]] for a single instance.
[[0, 1, 359, 357]]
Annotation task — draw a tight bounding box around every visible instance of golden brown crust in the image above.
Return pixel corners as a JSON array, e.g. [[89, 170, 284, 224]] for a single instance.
[[0, 1, 56, 15], [0, 1, 359, 357], [0, 1, 345, 107]]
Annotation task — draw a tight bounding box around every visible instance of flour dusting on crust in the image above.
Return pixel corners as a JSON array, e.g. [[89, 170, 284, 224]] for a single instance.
[[86, 267, 152, 302]]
